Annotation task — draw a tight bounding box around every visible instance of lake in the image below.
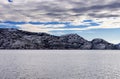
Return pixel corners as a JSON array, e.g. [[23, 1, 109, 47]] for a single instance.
[[0, 50, 120, 79]]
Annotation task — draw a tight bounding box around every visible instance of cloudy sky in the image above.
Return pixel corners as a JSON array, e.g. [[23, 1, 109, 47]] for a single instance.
[[0, 0, 120, 43]]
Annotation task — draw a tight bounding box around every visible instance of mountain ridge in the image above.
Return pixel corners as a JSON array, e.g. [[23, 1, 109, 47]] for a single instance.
[[0, 28, 120, 49]]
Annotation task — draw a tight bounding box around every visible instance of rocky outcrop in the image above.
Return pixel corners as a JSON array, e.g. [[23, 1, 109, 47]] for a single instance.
[[114, 43, 120, 49], [91, 39, 114, 49], [0, 28, 119, 49]]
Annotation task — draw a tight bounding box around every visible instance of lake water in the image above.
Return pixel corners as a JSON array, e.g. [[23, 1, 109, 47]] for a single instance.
[[0, 50, 120, 79]]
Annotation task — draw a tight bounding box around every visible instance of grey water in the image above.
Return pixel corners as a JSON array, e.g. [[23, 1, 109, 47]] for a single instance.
[[0, 50, 120, 79]]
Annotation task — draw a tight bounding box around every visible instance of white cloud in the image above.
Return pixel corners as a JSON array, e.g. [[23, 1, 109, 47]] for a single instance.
[[17, 24, 66, 33], [17, 24, 50, 33], [93, 18, 120, 28]]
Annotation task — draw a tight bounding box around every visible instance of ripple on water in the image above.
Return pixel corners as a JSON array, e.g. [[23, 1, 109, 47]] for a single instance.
[[0, 51, 120, 79]]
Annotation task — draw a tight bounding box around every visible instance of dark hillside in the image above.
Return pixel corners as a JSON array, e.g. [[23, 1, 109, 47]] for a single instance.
[[0, 28, 119, 49]]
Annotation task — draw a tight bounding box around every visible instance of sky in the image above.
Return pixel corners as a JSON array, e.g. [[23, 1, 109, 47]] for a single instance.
[[0, 0, 120, 44]]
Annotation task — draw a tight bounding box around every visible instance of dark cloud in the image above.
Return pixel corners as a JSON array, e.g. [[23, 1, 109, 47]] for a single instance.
[[71, 2, 120, 12], [0, 0, 120, 21], [88, 13, 120, 18]]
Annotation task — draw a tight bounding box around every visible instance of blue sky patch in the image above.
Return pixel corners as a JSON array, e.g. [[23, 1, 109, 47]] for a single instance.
[[29, 21, 71, 25], [3, 21, 26, 25]]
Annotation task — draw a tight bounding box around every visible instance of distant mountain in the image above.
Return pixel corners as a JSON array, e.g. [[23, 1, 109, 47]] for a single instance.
[[0, 28, 120, 49]]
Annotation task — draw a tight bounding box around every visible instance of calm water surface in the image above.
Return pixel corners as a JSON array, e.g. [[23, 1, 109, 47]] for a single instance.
[[0, 50, 120, 79]]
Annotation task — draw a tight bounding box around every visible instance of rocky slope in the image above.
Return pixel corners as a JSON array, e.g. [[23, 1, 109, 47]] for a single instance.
[[0, 28, 120, 49]]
